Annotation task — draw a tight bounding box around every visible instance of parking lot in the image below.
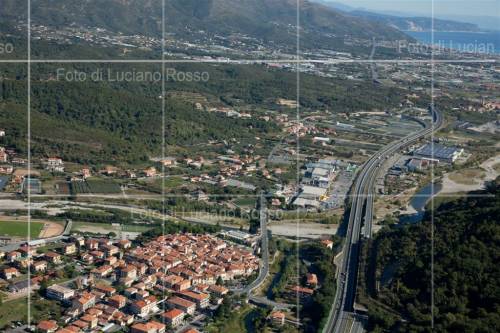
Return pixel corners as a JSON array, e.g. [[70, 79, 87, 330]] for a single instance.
[[323, 170, 354, 209]]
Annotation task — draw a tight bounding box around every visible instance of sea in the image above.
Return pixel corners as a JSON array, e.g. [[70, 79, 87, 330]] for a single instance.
[[405, 31, 500, 55]]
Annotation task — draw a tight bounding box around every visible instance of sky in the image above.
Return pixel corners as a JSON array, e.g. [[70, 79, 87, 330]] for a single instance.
[[327, 0, 500, 18]]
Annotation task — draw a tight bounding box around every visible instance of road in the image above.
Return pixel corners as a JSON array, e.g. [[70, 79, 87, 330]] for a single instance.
[[230, 193, 292, 309], [245, 194, 269, 294], [323, 107, 443, 333], [369, 38, 378, 83]]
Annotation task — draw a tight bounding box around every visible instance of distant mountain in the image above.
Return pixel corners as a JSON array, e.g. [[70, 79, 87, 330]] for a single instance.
[[439, 15, 500, 32], [349, 10, 480, 32], [315, 0, 481, 32], [1, 0, 410, 51], [313, 0, 358, 13]]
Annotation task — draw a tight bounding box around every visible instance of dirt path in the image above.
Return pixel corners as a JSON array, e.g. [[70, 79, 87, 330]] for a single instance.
[[38, 221, 64, 238]]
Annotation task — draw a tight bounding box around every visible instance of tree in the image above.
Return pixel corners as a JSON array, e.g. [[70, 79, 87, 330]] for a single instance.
[[39, 279, 49, 295], [216, 276, 224, 286]]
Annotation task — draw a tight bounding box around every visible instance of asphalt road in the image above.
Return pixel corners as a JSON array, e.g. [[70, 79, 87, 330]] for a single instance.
[[245, 194, 269, 294], [231, 194, 292, 309], [323, 107, 443, 333]]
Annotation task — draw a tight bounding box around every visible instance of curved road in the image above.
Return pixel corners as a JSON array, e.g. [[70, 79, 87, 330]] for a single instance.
[[324, 107, 443, 333], [231, 194, 293, 309]]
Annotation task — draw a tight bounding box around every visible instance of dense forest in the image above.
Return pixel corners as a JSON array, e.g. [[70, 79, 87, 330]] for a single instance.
[[362, 180, 500, 332]]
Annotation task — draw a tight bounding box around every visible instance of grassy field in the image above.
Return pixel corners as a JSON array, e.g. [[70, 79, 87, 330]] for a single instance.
[[0, 297, 28, 328], [0, 296, 64, 328], [0, 221, 44, 238], [207, 306, 253, 333], [233, 197, 257, 207], [141, 177, 185, 192], [86, 179, 121, 193]]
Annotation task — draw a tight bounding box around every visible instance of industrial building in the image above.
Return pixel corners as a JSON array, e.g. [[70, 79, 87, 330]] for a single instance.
[[413, 143, 464, 163]]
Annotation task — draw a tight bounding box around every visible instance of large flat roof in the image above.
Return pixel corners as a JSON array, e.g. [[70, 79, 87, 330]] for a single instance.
[[301, 185, 327, 196], [415, 143, 461, 159]]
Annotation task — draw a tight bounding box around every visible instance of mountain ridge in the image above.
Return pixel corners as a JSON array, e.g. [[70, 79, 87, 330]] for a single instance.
[[1, 0, 410, 52], [314, 0, 481, 32]]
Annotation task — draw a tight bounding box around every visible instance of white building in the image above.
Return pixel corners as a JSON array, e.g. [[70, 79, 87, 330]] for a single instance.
[[44, 157, 65, 172], [46, 284, 75, 301]]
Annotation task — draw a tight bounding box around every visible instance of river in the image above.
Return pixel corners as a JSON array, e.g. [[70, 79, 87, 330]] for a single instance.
[[399, 182, 442, 224]]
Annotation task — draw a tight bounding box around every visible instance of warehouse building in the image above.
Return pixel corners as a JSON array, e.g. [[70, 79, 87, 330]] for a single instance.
[[414, 143, 464, 163]]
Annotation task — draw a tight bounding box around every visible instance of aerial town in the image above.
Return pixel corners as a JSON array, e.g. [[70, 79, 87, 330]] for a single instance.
[[0, 1, 499, 333], [1, 233, 258, 332]]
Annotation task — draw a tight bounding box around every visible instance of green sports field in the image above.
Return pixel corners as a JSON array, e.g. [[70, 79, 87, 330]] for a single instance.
[[0, 221, 44, 238]]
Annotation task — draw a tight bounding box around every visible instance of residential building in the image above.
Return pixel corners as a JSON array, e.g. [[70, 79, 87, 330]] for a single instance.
[[46, 285, 75, 301], [94, 284, 116, 296], [72, 292, 96, 312], [130, 295, 157, 317], [80, 314, 98, 329], [306, 273, 318, 288], [119, 265, 137, 280], [207, 284, 228, 297], [32, 260, 48, 272], [166, 297, 196, 315], [45, 252, 62, 264], [63, 243, 77, 255], [162, 308, 185, 328], [44, 157, 65, 172], [130, 321, 165, 333], [2, 267, 20, 280], [270, 311, 285, 326], [108, 294, 127, 309], [179, 291, 210, 308], [6, 251, 21, 262], [37, 320, 58, 333]]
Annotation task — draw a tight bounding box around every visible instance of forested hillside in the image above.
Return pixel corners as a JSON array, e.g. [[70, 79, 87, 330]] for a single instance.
[[363, 180, 500, 333], [0, 61, 409, 165]]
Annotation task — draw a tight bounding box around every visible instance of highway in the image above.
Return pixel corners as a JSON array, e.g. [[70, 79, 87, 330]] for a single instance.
[[323, 107, 443, 333]]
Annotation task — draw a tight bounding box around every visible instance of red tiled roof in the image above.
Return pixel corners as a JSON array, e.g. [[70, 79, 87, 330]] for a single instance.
[[37, 320, 58, 331], [162, 308, 184, 319]]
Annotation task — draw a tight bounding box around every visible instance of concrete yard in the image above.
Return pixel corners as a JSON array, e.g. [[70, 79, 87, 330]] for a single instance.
[[268, 222, 337, 239]]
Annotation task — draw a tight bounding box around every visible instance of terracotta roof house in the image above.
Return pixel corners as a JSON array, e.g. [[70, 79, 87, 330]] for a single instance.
[[37, 320, 58, 333], [162, 308, 185, 327]]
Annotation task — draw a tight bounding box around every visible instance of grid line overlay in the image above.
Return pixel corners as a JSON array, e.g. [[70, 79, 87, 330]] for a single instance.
[[161, 0, 167, 325], [431, 0, 436, 328], [296, 0, 301, 320], [1, 59, 496, 64], [15, 1, 498, 331], [27, 0, 31, 326]]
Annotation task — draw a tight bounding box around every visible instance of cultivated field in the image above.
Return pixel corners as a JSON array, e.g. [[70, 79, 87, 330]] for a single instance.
[[70, 178, 121, 195]]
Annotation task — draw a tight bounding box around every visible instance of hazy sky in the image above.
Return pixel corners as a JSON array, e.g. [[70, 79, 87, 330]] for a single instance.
[[329, 0, 500, 17]]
